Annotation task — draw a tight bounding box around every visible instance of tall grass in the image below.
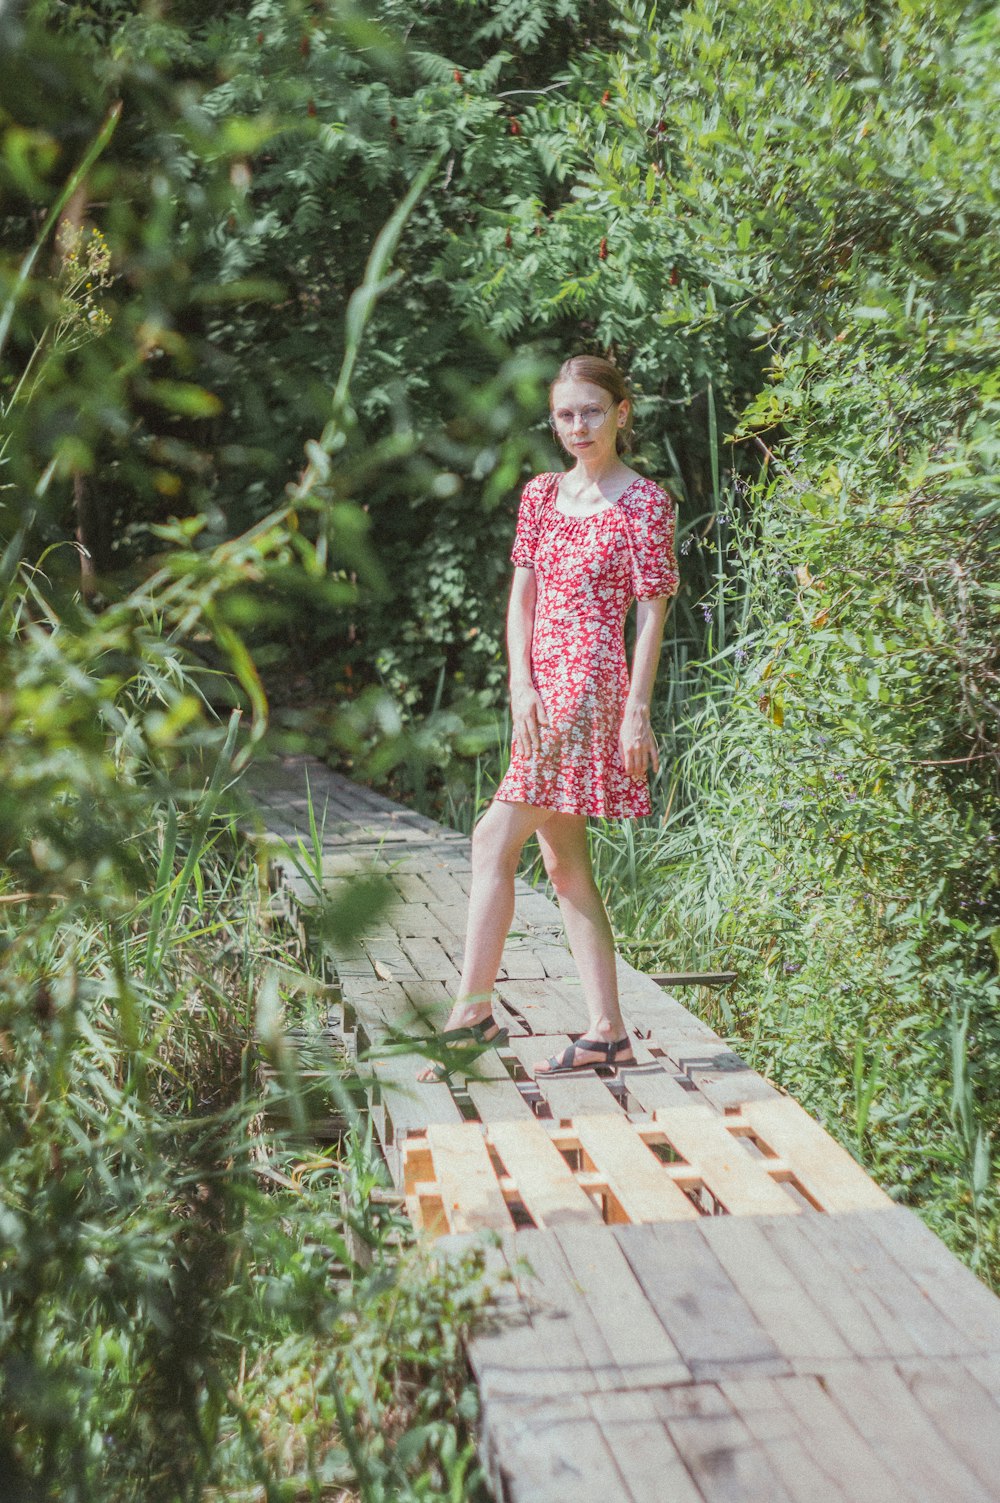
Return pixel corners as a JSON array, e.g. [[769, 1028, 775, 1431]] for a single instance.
[[0, 631, 493, 1503]]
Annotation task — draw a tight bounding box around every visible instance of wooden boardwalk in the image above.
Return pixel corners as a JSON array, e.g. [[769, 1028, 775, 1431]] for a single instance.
[[248, 755, 1000, 1503]]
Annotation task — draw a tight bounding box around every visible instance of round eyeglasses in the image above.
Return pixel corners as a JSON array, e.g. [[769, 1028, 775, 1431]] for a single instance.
[[549, 401, 615, 434]]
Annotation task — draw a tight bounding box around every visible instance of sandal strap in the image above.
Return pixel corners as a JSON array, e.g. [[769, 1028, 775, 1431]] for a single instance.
[[440, 1016, 502, 1045], [548, 1035, 631, 1070]]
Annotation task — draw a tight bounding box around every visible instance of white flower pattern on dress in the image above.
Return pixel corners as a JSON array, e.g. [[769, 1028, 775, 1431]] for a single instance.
[[494, 470, 679, 818]]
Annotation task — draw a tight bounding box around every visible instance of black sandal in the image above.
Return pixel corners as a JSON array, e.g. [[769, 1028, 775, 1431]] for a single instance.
[[420, 1016, 510, 1084], [535, 1035, 635, 1076]]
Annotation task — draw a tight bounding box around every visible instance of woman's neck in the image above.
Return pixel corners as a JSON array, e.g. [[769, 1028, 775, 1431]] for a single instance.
[[567, 453, 629, 489]]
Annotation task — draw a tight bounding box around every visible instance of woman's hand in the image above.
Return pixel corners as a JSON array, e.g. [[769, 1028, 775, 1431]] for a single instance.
[[511, 681, 549, 758], [620, 700, 659, 778]]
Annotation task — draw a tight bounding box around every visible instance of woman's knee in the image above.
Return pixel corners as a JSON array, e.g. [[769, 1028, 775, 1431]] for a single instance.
[[541, 846, 595, 902]]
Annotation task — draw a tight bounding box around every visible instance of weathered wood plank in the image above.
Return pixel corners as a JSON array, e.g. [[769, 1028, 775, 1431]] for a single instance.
[[503, 1230, 633, 1395], [651, 1387, 797, 1503], [361, 937, 422, 981], [498, 940, 550, 980], [494, 979, 583, 1035], [396, 935, 462, 984], [425, 900, 469, 935], [766, 1372, 908, 1503], [487, 1118, 601, 1228], [738, 1098, 892, 1212], [554, 1223, 690, 1388], [856, 1206, 1000, 1352], [819, 1362, 994, 1503], [482, 1395, 631, 1503], [701, 1216, 852, 1366], [654, 1103, 801, 1217], [758, 1215, 892, 1360], [896, 1357, 1000, 1491], [794, 1211, 976, 1360], [463, 1047, 536, 1123], [572, 1113, 701, 1223], [425, 1123, 514, 1235], [660, 1040, 783, 1110], [717, 1377, 849, 1503], [587, 1390, 702, 1503], [615, 1222, 791, 1381]]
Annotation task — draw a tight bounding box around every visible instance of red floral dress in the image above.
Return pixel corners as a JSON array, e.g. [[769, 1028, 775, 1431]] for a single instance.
[[494, 471, 679, 818]]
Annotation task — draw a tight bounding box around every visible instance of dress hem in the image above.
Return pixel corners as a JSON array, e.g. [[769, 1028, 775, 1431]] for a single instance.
[[492, 793, 652, 820]]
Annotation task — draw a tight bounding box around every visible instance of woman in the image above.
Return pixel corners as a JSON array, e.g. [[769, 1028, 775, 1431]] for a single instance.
[[418, 354, 679, 1080]]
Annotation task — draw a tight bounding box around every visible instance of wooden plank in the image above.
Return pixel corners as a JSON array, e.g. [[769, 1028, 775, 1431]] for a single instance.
[[820, 1362, 994, 1503], [463, 1268, 589, 1404], [587, 1390, 703, 1503], [503, 1229, 633, 1395], [362, 937, 421, 981], [794, 1211, 975, 1360], [654, 1104, 801, 1217], [572, 1113, 701, 1223], [615, 1222, 791, 1381], [897, 1357, 1000, 1491], [396, 936, 461, 984], [651, 1388, 797, 1503], [424, 1123, 514, 1235], [701, 1216, 852, 1366], [857, 1206, 1000, 1352], [389, 869, 440, 903], [738, 1097, 892, 1212], [498, 941, 549, 980], [537, 944, 577, 979], [759, 1215, 892, 1360], [717, 1377, 849, 1503], [661, 1041, 782, 1110], [425, 900, 468, 935], [507, 1034, 624, 1118], [495, 978, 582, 1034], [487, 1117, 602, 1228], [617, 1039, 700, 1111], [964, 1353, 1000, 1400], [368, 1053, 461, 1185], [481, 1395, 630, 1503], [386, 903, 444, 939], [554, 1222, 690, 1388], [464, 1044, 536, 1123], [774, 1372, 913, 1503], [398, 865, 468, 905], [513, 891, 563, 926]]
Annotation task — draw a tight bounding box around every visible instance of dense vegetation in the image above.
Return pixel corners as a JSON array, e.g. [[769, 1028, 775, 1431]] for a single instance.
[[2, 0, 998, 1496]]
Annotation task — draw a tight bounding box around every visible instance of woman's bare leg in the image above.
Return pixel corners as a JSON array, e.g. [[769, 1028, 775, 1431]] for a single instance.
[[416, 798, 548, 1080], [532, 812, 634, 1071]]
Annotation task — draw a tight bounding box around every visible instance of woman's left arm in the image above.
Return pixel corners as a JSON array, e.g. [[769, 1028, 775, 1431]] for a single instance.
[[621, 596, 670, 777]]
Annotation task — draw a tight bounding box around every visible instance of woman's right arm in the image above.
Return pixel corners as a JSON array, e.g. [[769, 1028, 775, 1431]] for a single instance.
[[507, 566, 548, 757]]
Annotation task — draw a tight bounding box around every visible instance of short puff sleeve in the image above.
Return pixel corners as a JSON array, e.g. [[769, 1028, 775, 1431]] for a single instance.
[[509, 474, 549, 569], [624, 480, 680, 600]]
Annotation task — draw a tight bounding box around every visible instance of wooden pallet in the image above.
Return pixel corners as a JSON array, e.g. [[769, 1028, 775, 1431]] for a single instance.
[[402, 1096, 891, 1236]]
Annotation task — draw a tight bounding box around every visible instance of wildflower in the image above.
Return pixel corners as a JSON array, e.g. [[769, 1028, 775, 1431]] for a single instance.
[[701, 604, 713, 623]]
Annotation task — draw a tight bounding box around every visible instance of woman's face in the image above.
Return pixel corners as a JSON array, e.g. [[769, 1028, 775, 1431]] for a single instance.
[[550, 378, 627, 464]]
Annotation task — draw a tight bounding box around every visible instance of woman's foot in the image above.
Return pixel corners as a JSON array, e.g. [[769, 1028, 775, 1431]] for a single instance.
[[416, 995, 503, 1083], [533, 1034, 636, 1075]]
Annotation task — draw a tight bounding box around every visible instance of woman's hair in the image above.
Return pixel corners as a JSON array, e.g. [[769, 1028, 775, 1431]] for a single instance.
[[550, 354, 634, 454]]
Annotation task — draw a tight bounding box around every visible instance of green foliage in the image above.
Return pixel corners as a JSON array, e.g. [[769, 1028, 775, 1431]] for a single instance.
[[435, 0, 1000, 1278]]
